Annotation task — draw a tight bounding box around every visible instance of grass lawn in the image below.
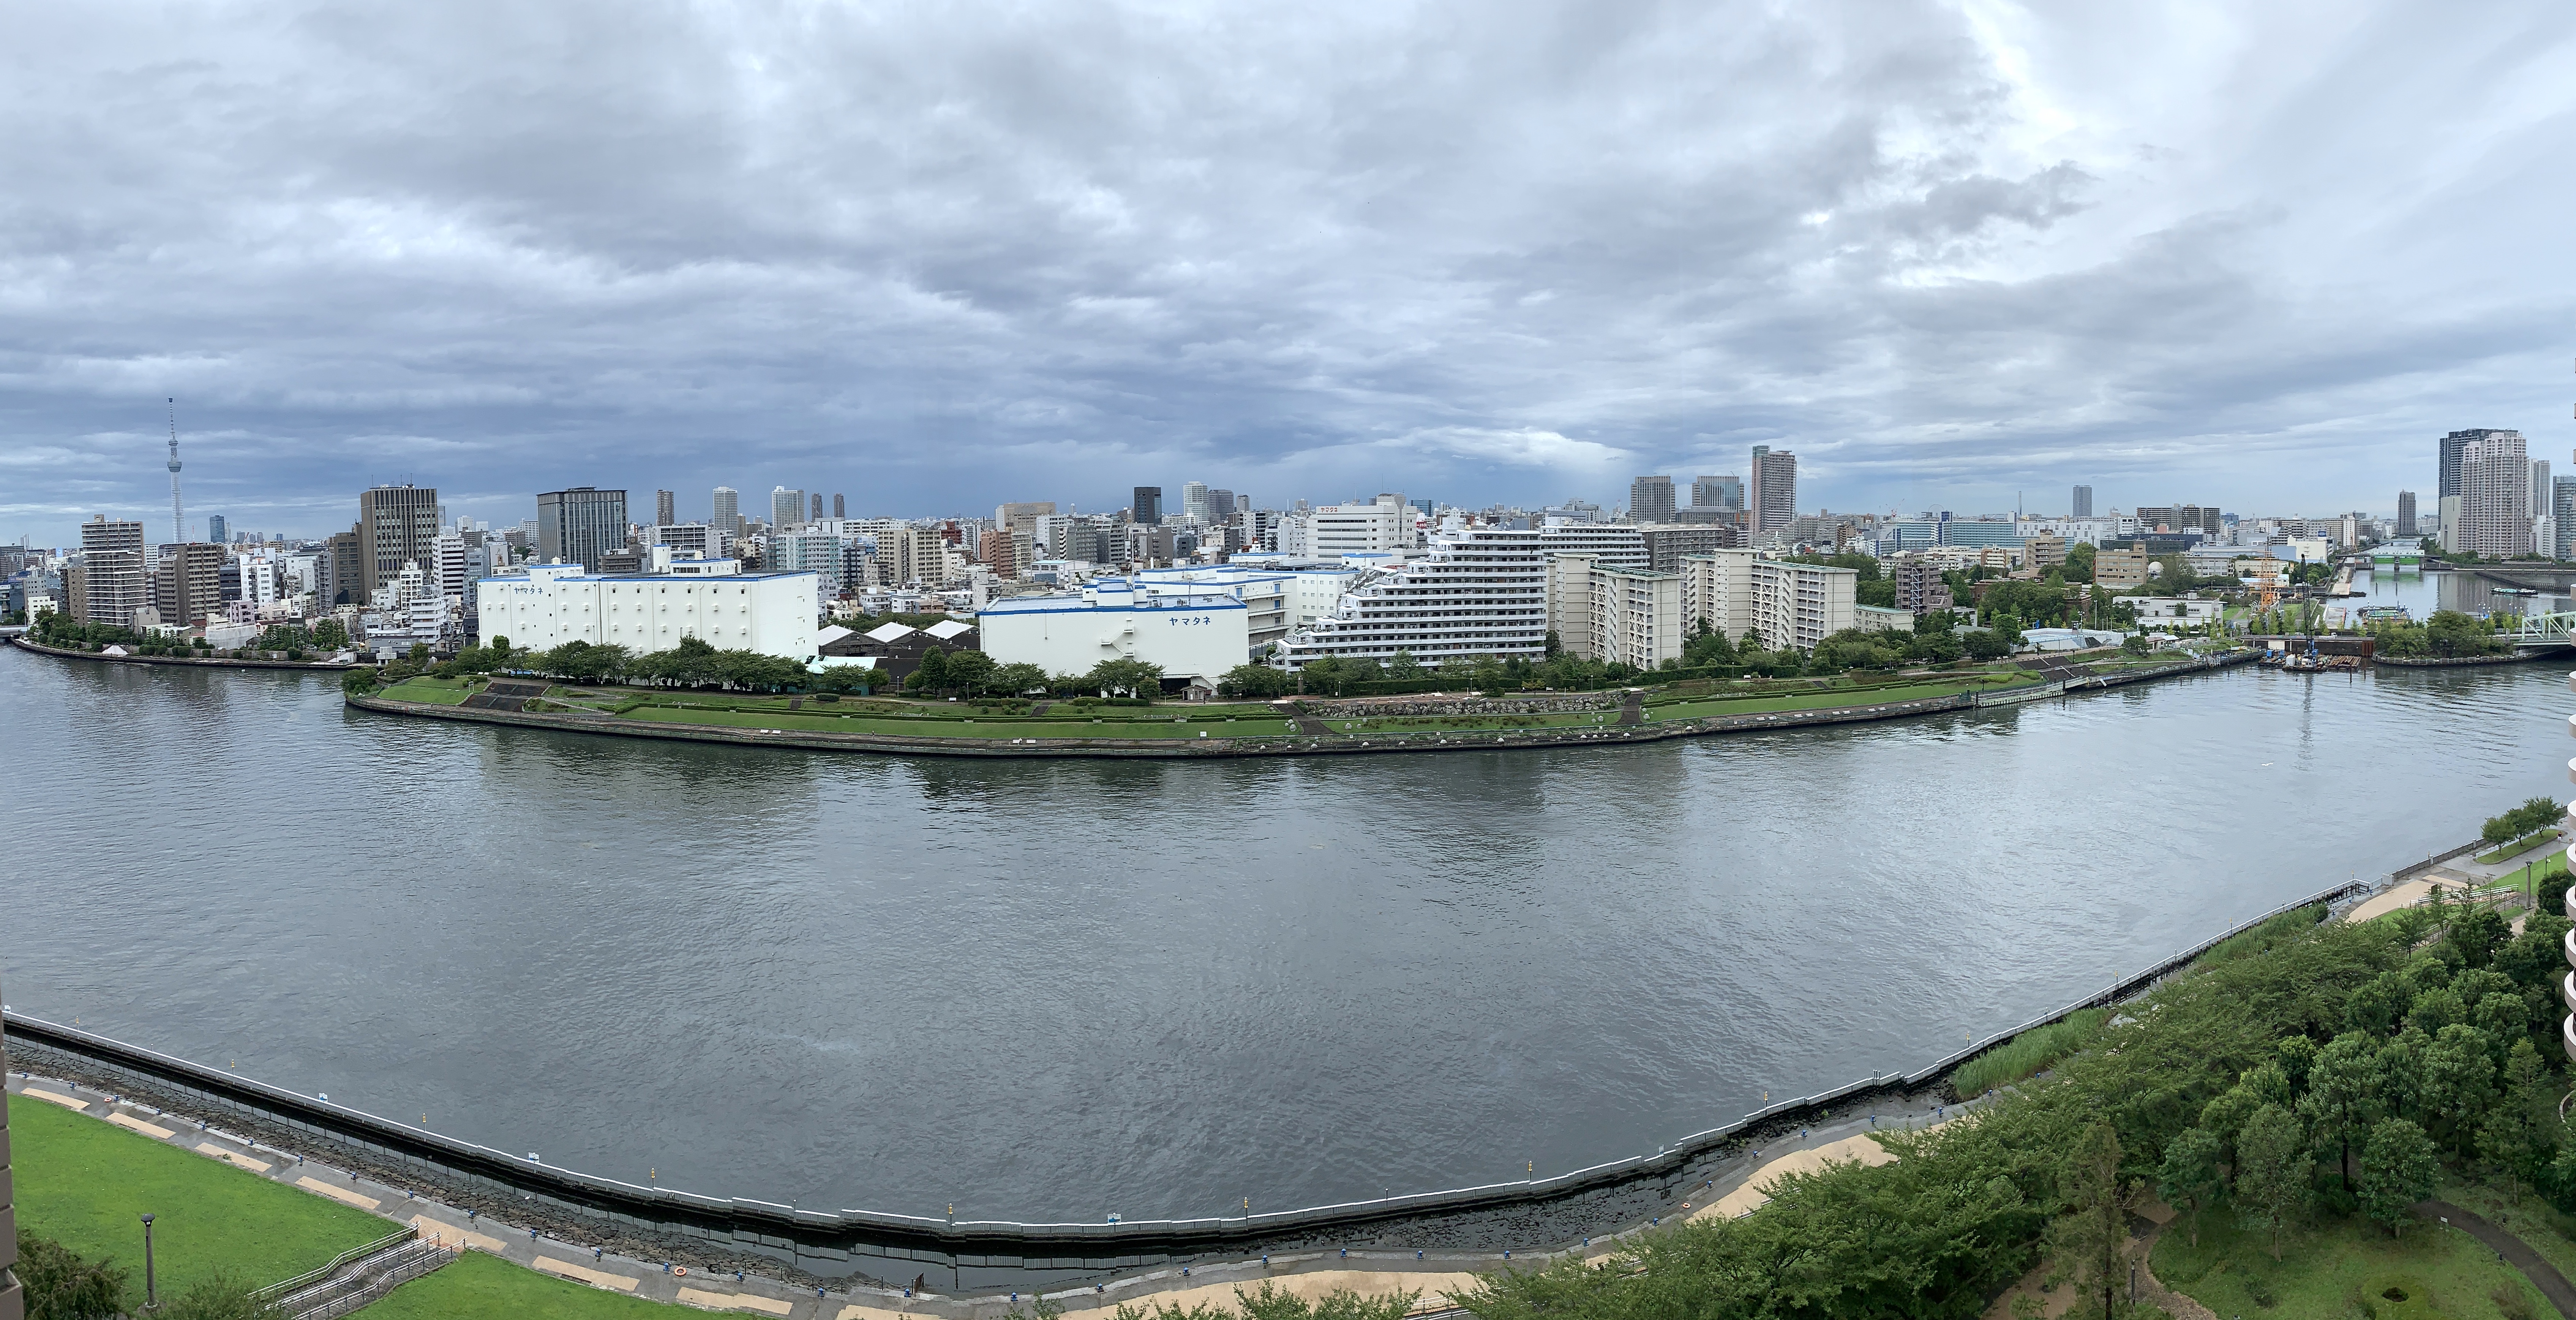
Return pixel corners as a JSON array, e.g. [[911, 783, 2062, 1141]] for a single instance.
[[2435, 1176, 2576, 1288], [360, 1250, 681, 1318], [2151, 1201, 2549, 1320], [1652, 677, 2018, 719], [8, 1094, 391, 1308], [618, 705, 1298, 739], [376, 678, 474, 705]]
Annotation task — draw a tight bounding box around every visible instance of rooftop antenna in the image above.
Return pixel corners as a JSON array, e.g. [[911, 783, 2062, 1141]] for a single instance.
[[165, 398, 186, 545]]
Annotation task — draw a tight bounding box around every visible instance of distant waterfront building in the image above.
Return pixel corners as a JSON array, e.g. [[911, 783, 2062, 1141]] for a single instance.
[[2555, 479, 2576, 560], [2535, 462, 2557, 561], [2071, 485, 2093, 518], [155, 542, 225, 627], [76, 515, 148, 627], [2396, 490, 2416, 537], [1132, 487, 1164, 526], [1276, 523, 1546, 671], [1693, 474, 1744, 512], [713, 486, 741, 534], [536, 487, 631, 572], [476, 551, 818, 660], [2439, 428, 2510, 501], [2457, 430, 2531, 557], [980, 574, 1253, 683], [1628, 475, 1677, 521], [358, 485, 441, 596]]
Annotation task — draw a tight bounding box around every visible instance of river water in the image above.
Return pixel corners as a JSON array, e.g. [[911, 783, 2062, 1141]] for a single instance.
[[0, 644, 2566, 1227]]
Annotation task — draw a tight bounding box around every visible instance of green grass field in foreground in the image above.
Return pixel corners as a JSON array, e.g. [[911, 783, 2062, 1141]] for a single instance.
[[376, 678, 474, 705], [2150, 1198, 2548, 1320], [360, 1249, 681, 1318], [8, 1093, 390, 1307]]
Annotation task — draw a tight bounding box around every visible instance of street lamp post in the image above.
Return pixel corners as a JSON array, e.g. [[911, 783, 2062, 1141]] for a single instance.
[[141, 1213, 157, 1310]]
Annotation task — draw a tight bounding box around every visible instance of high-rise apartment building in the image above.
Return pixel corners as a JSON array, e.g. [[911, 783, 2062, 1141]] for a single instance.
[[1692, 475, 1743, 511], [2555, 478, 2576, 560], [155, 542, 225, 625], [1181, 481, 1211, 525], [358, 485, 441, 596], [2396, 490, 2417, 537], [1133, 487, 1164, 525], [713, 486, 741, 534], [1628, 475, 1677, 521], [77, 515, 148, 626], [833, 493, 846, 519], [1892, 559, 1952, 614], [536, 487, 631, 571], [772, 487, 806, 529], [1749, 448, 1797, 531], [2439, 429, 2502, 501], [1547, 555, 1684, 668], [1678, 550, 1856, 651], [2535, 462, 2556, 561], [811, 493, 825, 523], [655, 490, 676, 526], [1538, 522, 1649, 569], [1276, 523, 1545, 670], [2456, 430, 2530, 557], [2071, 485, 2093, 518]]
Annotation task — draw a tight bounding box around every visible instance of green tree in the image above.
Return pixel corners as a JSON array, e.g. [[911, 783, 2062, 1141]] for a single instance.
[[2233, 1102, 2309, 1259], [2420, 1022, 2498, 1153], [2157, 1126, 2226, 1247], [1083, 656, 1165, 698], [990, 662, 1051, 695], [14, 1236, 129, 1320], [1296, 656, 1348, 697], [1960, 628, 2012, 661], [1385, 649, 1424, 680], [2479, 1037, 2551, 1196], [153, 1269, 275, 1320], [341, 667, 382, 695], [942, 648, 997, 696], [2044, 1121, 2131, 1320], [908, 647, 952, 694], [2300, 1031, 2383, 1189], [2344, 971, 2411, 1035], [2357, 1118, 2439, 1236]]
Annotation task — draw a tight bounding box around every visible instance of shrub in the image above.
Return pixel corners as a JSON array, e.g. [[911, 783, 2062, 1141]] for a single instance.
[[1951, 1007, 2108, 1096]]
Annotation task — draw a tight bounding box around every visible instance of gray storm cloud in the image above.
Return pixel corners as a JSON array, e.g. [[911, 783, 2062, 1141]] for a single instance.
[[2, 0, 2572, 539]]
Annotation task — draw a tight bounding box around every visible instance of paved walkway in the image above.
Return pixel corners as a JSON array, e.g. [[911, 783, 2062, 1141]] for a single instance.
[[2420, 1200, 2576, 1318]]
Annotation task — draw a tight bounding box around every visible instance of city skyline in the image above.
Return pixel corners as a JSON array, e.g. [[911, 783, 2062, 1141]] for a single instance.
[[5, 3, 2574, 544]]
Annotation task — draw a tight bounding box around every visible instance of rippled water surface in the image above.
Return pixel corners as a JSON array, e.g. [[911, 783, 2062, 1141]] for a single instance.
[[0, 645, 2562, 1220]]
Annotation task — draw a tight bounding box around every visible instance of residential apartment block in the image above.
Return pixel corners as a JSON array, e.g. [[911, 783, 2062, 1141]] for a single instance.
[[1276, 524, 1545, 670], [357, 485, 441, 596], [1678, 550, 1856, 652], [76, 515, 148, 627]]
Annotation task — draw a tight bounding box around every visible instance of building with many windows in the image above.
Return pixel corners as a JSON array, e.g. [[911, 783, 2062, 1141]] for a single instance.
[[1549, 555, 1684, 667], [2455, 430, 2531, 557], [1678, 550, 1857, 652], [1693, 474, 1743, 512], [1275, 523, 1545, 671], [76, 515, 148, 627], [1628, 475, 1676, 521], [1749, 447, 1797, 532], [475, 551, 819, 660], [1282, 494, 1414, 560], [358, 485, 440, 597], [537, 488, 630, 572], [1538, 522, 1648, 568], [2071, 485, 2093, 517]]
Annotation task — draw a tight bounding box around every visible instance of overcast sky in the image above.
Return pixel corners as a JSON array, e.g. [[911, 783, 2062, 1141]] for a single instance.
[[5, 0, 2573, 544]]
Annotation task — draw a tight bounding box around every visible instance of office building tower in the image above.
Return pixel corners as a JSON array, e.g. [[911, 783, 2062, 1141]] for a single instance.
[[1750, 448, 1797, 532], [655, 490, 676, 526], [536, 487, 631, 571], [833, 493, 846, 519], [995, 502, 1057, 543], [2071, 485, 2093, 518], [1692, 475, 1743, 512], [207, 514, 229, 545], [77, 515, 149, 626], [1208, 490, 1238, 522], [2396, 490, 2416, 537], [713, 486, 741, 533], [1133, 486, 1164, 525], [357, 485, 441, 596], [2135, 506, 2224, 536], [1182, 481, 1210, 525], [2456, 429, 2531, 557], [811, 492, 824, 523], [1628, 475, 1677, 521]]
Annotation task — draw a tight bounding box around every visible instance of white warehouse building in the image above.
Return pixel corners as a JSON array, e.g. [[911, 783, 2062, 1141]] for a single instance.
[[978, 576, 1253, 682], [475, 552, 820, 660]]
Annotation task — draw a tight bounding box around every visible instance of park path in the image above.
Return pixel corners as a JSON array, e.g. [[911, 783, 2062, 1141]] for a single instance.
[[2419, 1201, 2576, 1318]]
